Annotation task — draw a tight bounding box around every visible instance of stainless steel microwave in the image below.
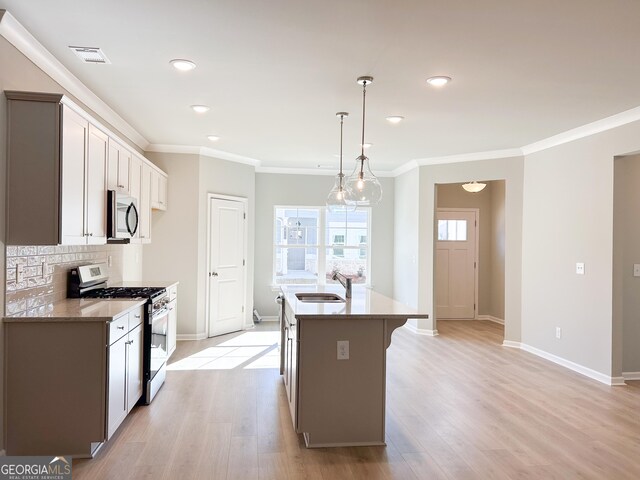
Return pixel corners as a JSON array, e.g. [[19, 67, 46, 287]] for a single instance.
[[107, 190, 139, 240]]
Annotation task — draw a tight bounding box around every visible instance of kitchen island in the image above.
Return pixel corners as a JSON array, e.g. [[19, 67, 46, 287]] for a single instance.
[[279, 285, 428, 448]]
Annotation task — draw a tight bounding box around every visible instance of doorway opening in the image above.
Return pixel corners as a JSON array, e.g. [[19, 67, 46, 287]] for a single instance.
[[434, 181, 506, 341]]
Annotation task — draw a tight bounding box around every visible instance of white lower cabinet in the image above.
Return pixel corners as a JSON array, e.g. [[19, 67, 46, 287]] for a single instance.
[[167, 284, 178, 357], [107, 306, 144, 439]]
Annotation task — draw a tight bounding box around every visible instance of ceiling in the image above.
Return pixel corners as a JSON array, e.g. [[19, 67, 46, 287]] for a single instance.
[[2, 0, 640, 172]]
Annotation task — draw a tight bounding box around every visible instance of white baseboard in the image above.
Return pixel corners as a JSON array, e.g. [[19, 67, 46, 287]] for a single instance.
[[623, 371, 640, 380], [403, 323, 438, 336], [177, 333, 207, 341], [502, 341, 625, 386], [478, 315, 504, 325], [256, 316, 279, 323]]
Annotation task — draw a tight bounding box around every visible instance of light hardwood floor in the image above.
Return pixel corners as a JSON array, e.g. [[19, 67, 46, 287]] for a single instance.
[[73, 320, 640, 479]]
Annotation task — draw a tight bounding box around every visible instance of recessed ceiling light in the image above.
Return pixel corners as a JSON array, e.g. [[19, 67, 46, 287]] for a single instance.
[[426, 76, 451, 87], [191, 105, 210, 113], [170, 59, 196, 71], [207, 135, 220, 142], [386, 116, 404, 124], [361, 143, 373, 149]]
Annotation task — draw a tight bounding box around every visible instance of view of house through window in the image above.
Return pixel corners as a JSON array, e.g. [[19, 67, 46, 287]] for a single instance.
[[274, 207, 370, 285]]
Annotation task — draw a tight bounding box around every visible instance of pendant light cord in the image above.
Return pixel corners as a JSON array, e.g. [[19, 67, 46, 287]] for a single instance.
[[360, 81, 367, 163], [339, 113, 344, 188]]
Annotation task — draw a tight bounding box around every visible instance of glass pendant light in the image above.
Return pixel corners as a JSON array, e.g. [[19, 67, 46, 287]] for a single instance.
[[326, 112, 356, 212], [345, 76, 382, 207]]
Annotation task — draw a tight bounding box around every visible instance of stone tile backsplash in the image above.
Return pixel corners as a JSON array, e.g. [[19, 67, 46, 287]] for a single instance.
[[5, 244, 126, 317]]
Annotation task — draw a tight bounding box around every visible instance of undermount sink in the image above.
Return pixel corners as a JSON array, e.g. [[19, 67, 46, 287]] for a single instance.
[[295, 292, 346, 303]]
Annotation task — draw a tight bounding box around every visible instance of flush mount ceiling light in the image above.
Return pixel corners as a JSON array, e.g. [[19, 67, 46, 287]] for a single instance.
[[207, 135, 220, 142], [170, 59, 196, 71], [462, 181, 487, 193], [191, 105, 210, 113], [386, 116, 404, 124], [326, 112, 356, 212], [426, 76, 452, 87], [344, 76, 383, 207]]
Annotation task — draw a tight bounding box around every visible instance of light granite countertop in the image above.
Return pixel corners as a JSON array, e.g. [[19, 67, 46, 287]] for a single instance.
[[3, 298, 147, 323], [280, 285, 429, 319]]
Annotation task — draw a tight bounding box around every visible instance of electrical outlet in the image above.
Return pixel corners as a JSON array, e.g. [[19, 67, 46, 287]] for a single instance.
[[16, 263, 24, 283], [41, 260, 47, 279], [576, 263, 585, 275], [337, 340, 349, 360], [556, 327, 562, 339], [634, 264, 640, 277], [108, 255, 113, 267]]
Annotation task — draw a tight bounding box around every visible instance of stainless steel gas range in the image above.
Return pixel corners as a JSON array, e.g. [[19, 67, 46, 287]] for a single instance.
[[68, 263, 170, 404]]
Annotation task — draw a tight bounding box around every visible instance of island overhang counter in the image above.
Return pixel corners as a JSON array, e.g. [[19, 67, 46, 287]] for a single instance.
[[279, 285, 428, 448]]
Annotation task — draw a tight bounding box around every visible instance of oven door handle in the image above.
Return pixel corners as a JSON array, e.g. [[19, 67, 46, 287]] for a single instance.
[[150, 307, 170, 323]]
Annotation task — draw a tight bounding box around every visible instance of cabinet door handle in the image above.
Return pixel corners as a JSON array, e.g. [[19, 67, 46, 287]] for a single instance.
[[134, 314, 141, 318], [118, 184, 125, 188], [210, 272, 218, 277], [117, 326, 125, 330], [126, 340, 134, 345]]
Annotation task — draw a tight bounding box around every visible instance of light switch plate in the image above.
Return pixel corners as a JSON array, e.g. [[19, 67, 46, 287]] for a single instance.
[[556, 327, 562, 339], [634, 264, 640, 277], [337, 340, 349, 360], [576, 263, 585, 275]]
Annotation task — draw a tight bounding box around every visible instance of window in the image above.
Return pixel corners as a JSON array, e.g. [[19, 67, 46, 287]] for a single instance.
[[274, 207, 371, 285], [437, 219, 467, 241]]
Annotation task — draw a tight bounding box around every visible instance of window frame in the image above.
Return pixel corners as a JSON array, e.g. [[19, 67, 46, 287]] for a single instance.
[[272, 206, 372, 286]]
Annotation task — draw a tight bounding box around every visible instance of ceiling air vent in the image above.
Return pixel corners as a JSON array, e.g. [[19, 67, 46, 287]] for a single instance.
[[68, 46, 111, 64]]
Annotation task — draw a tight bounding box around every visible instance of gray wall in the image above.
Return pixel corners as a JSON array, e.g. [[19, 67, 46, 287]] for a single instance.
[[613, 154, 640, 374], [143, 152, 255, 337], [522, 122, 640, 379], [490, 180, 506, 320], [397, 157, 524, 339], [436, 181, 506, 319], [254, 173, 394, 317]]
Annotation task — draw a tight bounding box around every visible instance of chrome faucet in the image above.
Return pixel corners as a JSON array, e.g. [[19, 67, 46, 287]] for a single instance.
[[332, 270, 352, 298]]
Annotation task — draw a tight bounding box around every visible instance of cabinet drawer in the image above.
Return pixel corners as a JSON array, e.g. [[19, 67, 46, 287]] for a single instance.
[[129, 306, 144, 330], [109, 314, 128, 345]]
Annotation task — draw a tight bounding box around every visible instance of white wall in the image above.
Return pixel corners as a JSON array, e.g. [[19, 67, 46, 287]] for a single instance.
[[490, 180, 506, 320], [254, 173, 395, 317]]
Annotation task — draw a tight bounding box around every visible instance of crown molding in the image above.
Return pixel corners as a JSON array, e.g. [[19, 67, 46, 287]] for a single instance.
[[146, 144, 261, 167], [413, 148, 524, 166], [256, 165, 395, 177], [391, 160, 419, 177], [521, 105, 640, 156], [0, 10, 148, 150]]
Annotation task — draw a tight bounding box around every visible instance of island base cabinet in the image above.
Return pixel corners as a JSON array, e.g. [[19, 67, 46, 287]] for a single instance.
[[297, 319, 386, 447], [4, 322, 107, 457]]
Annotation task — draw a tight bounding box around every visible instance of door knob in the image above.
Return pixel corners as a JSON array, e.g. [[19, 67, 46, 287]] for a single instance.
[[210, 272, 218, 277]]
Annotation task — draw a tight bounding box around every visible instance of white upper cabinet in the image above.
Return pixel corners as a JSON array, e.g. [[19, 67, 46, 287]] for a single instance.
[[5, 91, 167, 246], [107, 139, 131, 194], [60, 107, 107, 245], [150, 168, 168, 211]]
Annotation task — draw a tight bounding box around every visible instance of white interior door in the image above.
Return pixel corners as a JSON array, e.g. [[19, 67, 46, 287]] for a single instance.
[[435, 209, 478, 319], [208, 197, 246, 337]]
